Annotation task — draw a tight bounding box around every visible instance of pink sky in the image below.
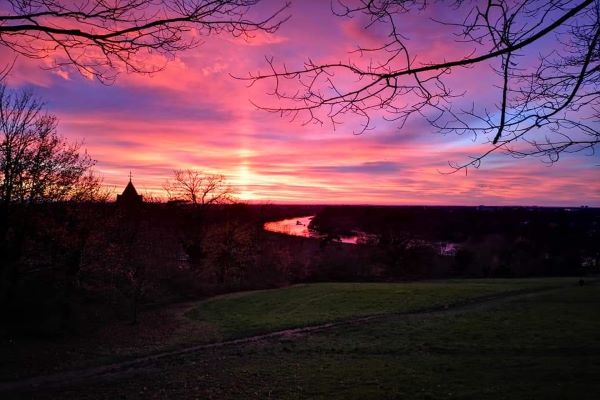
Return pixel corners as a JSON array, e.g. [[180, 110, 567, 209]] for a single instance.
[[3, 0, 599, 206]]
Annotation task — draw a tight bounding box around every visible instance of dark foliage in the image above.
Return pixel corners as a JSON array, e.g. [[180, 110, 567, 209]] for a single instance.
[[2, 202, 597, 337], [311, 205, 600, 278]]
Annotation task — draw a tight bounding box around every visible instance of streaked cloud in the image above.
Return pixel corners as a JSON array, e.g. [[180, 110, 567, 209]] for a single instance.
[[3, 0, 598, 206]]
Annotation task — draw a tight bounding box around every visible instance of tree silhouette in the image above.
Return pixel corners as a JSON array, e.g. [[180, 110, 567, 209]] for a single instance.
[[163, 168, 234, 205], [0, 84, 100, 205], [0, 0, 289, 83], [245, 0, 600, 170], [0, 85, 104, 309]]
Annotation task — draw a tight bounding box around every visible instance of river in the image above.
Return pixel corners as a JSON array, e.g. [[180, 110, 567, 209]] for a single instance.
[[263, 215, 361, 244], [264, 215, 459, 254]]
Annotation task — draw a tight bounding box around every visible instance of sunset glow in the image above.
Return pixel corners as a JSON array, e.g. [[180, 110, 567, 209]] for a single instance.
[[3, 0, 599, 206]]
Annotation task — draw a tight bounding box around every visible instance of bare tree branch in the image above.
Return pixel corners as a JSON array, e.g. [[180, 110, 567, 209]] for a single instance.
[[245, 0, 600, 170], [0, 0, 290, 83]]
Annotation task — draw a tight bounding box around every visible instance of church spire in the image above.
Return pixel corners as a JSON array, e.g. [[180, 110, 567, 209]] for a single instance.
[[116, 171, 143, 205]]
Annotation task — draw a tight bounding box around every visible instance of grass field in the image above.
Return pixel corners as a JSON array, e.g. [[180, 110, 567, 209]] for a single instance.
[[9, 279, 568, 381], [186, 278, 573, 339], [8, 278, 600, 399]]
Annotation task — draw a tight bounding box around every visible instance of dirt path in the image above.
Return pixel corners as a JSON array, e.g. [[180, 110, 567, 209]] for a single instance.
[[0, 282, 589, 394]]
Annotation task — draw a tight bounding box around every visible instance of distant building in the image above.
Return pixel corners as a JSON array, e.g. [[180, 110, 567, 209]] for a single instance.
[[116, 174, 143, 206]]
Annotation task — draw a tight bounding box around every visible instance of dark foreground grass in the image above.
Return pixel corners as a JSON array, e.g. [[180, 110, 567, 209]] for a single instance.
[[32, 279, 600, 400], [1, 278, 569, 382], [186, 278, 572, 339]]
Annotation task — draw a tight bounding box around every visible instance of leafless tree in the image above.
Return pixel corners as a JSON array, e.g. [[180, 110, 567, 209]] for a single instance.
[[0, 85, 104, 308], [0, 0, 289, 83], [70, 171, 113, 202], [244, 0, 600, 170], [163, 168, 235, 205], [0, 84, 100, 205]]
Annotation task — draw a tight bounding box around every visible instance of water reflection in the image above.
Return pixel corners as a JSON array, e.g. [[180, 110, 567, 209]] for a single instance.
[[263, 216, 317, 238], [263, 215, 360, 244], [264, 216, 460, 252]]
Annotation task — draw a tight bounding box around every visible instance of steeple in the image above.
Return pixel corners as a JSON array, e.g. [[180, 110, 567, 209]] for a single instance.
[[116, 172, 143, 205]]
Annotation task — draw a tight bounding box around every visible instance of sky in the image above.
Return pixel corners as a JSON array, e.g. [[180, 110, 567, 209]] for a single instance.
[[2, 0, 599, 206]]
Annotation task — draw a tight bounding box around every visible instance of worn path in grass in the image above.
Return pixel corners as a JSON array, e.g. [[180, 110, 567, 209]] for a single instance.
[[0, 279, 588, 395]]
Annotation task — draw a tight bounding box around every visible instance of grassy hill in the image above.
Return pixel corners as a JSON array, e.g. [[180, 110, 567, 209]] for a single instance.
[[4, 278, 599, 399], [186, 278, 572, 339]]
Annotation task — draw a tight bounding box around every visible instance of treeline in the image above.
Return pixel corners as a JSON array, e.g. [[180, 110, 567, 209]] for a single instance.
[[0, 202, 340, 334], [3, 201, 599, 336], [310, 205, 600, 278]]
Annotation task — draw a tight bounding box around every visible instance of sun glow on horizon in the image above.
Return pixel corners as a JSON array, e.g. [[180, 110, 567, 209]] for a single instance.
[[4, 1, 599, 207], [235, 147, 259, 201]]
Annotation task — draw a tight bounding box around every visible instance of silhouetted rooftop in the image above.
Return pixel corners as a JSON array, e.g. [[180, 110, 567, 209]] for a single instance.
[[122, 181, 139, 197], [117, 179, 143, 205]]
